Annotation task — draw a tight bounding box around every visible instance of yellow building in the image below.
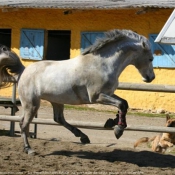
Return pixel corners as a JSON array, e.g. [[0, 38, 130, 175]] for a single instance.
[[0, 1, 175, 112]]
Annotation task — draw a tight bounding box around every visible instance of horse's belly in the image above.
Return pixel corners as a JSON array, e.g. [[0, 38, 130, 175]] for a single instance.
[[41, 88, 91, 105]]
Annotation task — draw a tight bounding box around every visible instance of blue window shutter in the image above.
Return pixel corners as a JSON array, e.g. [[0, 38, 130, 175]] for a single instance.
[[81, 32, 105, 52], [149, 34, 175, 68], [20, 29, 44, 60]]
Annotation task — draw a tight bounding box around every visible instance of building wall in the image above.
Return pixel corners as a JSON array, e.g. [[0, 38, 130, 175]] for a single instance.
[[0, 8, 175, 112]]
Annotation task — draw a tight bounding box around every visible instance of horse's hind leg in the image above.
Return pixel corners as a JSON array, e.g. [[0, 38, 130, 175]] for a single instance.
[[51, 102, 90, 144], [20, 101, 40, 155]]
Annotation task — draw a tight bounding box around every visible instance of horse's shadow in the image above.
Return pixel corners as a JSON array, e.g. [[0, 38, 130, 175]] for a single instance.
[[45, 148, 175, 168]]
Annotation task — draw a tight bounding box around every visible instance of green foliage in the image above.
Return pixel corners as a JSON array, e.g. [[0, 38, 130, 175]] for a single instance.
[[64, 105, 172, 118]]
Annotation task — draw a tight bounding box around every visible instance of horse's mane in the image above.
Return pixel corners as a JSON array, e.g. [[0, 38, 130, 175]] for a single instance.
[[82, 29, 143, 55]]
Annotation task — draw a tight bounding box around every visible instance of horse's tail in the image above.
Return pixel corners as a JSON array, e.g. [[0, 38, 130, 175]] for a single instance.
[[0, 45, 25, 88], [134, 136, 156, 148]]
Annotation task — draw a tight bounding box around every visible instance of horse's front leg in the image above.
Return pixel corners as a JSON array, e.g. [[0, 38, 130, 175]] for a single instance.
[[51, 102, 90, 144], [96, 93, 128, 139]]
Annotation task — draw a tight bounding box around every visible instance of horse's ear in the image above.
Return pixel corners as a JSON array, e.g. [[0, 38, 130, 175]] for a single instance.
[[141, 41, 149, 50], [166, 114, 170, 121]]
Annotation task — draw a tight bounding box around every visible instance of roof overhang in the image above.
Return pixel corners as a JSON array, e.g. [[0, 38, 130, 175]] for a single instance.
[[155, 9, 175, 44], [0, 1, 175, 10]]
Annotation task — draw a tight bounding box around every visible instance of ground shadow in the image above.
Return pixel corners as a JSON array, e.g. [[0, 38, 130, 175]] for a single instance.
[[45, 148, 175, 168]]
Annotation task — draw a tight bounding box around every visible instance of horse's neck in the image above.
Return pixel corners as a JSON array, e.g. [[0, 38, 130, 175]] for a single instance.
[[110, 50, 134, 78]]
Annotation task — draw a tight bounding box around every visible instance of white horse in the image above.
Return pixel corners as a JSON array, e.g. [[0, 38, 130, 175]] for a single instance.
[[0, 29, 155, 155]]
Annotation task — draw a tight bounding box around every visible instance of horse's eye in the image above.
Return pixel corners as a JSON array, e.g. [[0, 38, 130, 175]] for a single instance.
[[149, 59, 153, 62], [2, 47, 7, 51]]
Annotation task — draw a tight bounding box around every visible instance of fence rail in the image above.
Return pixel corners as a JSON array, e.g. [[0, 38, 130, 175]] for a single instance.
[[1, 82, 175, 136], [1, 115, 175, 133], [118, 82, 175, 93]]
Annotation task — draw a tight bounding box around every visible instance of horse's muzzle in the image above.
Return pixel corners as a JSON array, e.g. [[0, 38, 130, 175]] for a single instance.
[[143, 74, 155, 83]]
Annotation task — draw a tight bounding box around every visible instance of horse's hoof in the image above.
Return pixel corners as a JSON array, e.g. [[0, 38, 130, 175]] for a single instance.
[[24, 147, 36, 155], [80, 136, 90, 144], [28, 149, 36, 156], [104, 118, 115, 128], [114, 125, 125, 139]]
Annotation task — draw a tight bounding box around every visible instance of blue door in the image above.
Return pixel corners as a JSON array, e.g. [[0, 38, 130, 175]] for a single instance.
[[81, 32, 105, 52], [20, 29, 44, 60], [149, 34, 175, 68]]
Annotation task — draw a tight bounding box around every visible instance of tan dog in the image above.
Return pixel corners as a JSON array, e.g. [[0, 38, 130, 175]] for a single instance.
[[134, 114, 175, 153]]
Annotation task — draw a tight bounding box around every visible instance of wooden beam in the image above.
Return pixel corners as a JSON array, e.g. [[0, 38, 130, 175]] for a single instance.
[[118, 82, 175, 93], [0, 115, 175, 133]]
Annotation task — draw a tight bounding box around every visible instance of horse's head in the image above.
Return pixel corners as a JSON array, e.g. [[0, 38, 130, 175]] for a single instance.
[[0, 44, 10, 54], [134, 37, 155, 83], [165, 114, 175, 127], [0, 44, 11, 62], [0, 45, 9, 66], [0, 44, 25, 87]]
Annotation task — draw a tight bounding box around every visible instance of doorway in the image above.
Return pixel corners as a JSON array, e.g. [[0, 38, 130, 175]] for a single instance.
[[0, 29, 11, 48], [46, 30, 71, 60]]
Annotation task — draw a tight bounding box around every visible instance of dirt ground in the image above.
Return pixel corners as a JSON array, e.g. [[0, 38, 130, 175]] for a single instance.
[[0, 103, 175, 175]]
